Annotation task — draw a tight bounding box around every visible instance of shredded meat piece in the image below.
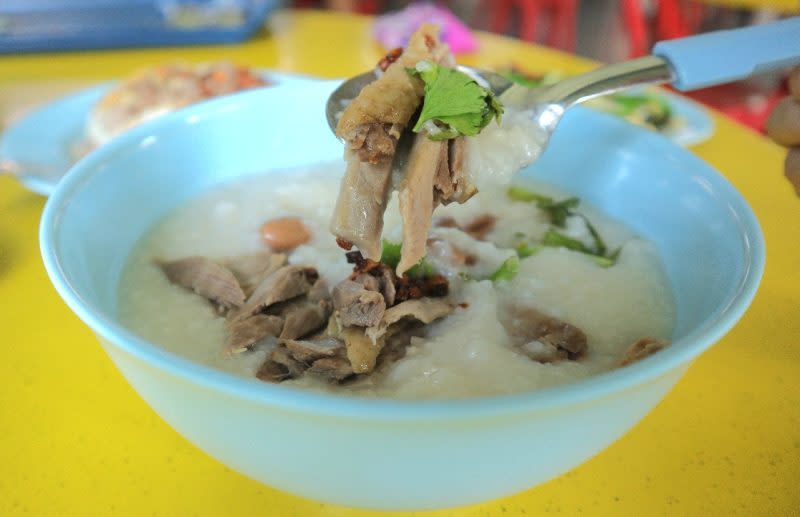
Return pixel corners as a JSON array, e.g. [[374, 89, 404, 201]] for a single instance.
[[332, 280, 386, 327], [434, 137, 475, 205], [397, 134, 446, 275], [330, 155, 394, 260], [307, 278, 331, 303], [277, 299, 331, 340], [335, 24, 448, 154], [225, 314, 283, 354], [269, 347, 306, 377], [224, 252, 287, 297], [284, 336, 346, 363], [256, 359, 293, 383], [501, 305, 588, 362], [373, 322, 425, 370], [307, 357, 354, 382], [332, 24, 454, 260], [620, 337, 670, 366], [237, 265, 318, 318], [351, 273, 381, 292], [258, 336, 353, 384], [365, 298, 453, 345], [159, 256, 245, 313], [378, 267, 397, 306]]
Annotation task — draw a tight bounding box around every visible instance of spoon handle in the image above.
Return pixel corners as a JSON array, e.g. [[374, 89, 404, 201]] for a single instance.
[[653, 17, 800, 91]]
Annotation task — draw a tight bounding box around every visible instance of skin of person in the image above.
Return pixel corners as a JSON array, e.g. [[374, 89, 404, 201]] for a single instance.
[[766, 67, 800, 196]]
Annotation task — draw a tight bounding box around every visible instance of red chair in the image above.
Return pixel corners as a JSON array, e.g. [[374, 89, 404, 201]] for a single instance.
[[621, 0, 706, 57], [292, 0, 382, 15], [484, 0, 579, 52]]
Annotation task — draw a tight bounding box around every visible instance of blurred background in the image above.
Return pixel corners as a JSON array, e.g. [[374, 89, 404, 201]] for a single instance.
[[1, 0, 798, 133]]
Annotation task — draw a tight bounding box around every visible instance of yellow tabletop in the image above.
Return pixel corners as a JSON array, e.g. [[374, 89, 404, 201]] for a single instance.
[[1, 9, 798, 517]]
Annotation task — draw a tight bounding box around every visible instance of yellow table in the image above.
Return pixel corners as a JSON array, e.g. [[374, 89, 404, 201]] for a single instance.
[[1, 9, 798, 517]]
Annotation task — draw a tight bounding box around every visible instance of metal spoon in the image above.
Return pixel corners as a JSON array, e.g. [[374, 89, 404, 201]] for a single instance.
[[326, 18, 800, 156]]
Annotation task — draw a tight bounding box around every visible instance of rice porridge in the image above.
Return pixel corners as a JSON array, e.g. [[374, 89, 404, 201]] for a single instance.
[[118, 166, 674, 399]]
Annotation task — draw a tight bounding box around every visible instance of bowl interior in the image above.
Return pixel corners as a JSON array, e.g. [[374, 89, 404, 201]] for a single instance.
[[41, 80, 763, 402]]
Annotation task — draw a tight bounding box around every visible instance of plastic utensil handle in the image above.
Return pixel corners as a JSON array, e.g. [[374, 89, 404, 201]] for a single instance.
[[653, 17, 800, 91]]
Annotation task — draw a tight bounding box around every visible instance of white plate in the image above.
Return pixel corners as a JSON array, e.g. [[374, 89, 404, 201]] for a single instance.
[[0, 71, 320, 196]]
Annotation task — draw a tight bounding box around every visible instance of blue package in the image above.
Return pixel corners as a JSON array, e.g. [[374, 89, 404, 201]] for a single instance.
[[0, 0, 282, 54]]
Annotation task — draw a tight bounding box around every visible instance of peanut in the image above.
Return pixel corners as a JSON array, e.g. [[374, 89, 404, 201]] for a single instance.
[[260, 217, 311, 251]]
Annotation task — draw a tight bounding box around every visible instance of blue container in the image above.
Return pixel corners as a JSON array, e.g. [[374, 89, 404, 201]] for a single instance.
[[0, 0, 282, 53]]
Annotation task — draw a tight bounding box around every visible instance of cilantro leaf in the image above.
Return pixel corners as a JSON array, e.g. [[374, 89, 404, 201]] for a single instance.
[[579, 215, 607, 256], [380, 240, 402, 269], [507, 186, 578, 228], [381, 239, 437, 278], [540, 197, 580, 228], [489, 256, 520, 282], [408, 61, 503, 140], [515, 242, 541, 258], [541, 229, 594, 254], [507, 185, 553, 204], [540, 229, 620, 267]]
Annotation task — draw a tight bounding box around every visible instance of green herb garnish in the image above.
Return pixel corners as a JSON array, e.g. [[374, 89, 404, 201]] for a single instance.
[[380, 239, 437, 278], [489, 256, 520, 282], [380, 240, 402, 269], [408, 61, 503, 140], [507, 185, 553, 204], [515, 242, 541, 259], [508, 185, 620, 267], [540, 229, 620, 268]]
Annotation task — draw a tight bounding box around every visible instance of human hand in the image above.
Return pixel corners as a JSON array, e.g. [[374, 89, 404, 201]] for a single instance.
[[766, 67, 800, 195]]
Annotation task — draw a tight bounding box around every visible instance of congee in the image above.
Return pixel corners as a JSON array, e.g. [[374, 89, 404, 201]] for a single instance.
[[117, 24, 674, 399]]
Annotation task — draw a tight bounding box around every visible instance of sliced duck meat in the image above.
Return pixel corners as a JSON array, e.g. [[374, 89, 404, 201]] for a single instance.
[[283, 336, 346, 363], [330, 155, 394, 260], [378, 266, 397, 306], [335, 24, 449, 161], [269, 346, 306, 378], [374, 322, 426, 371], [501, 305, 588, 362], [332, 279, 386, 328], [238, 265, 319, 318], [351, 272, 381, 292], [620, 337, 670, 366], [307, 277, 331, 303], [256, 359, 293, 383], [348, 123, 401, 164], [278, 299, 332, 340], [224, 252, 287, 297], [397, 134, 446, 275], [435, 137, 476, 205], [366, 298, 453, 344], [159, 256, 245, 312], [225, 313, 283, 354], [331, 25, 454, 259], [306, 356, 354, 382], [258, 336, 350, 384]]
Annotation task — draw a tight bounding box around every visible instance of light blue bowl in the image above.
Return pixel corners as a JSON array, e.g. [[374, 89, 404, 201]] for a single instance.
[[40, 80, 764, 510]]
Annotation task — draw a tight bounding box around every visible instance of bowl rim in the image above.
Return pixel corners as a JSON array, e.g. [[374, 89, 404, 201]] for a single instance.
[[39, 82, 766, 421]]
